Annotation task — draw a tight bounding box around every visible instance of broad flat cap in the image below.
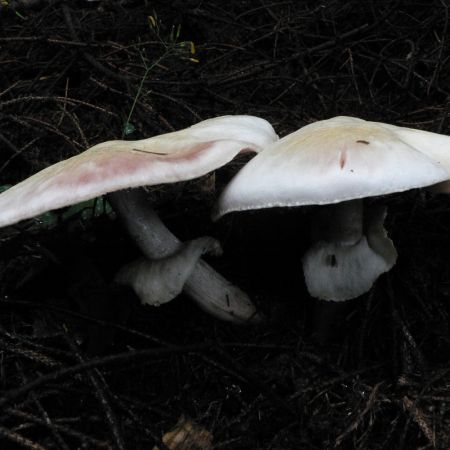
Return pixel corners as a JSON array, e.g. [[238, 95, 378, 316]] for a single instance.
[[215, 116, 450, 218], [0, 115, 278, 228]]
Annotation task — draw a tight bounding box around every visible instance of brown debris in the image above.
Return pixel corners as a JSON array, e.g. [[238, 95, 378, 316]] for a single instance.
[[153, 416, 213, 450]]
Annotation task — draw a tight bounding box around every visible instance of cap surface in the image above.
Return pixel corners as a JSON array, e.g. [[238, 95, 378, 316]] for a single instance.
[[215, 116, 450, 217], [0, 115, 278, 227]]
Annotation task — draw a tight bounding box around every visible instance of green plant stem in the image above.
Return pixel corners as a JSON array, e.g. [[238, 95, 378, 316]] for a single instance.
[[123, 53, 168, 138]]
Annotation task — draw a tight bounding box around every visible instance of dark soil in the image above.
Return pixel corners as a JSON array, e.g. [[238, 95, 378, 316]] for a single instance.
[[1, 1, 450, 449]]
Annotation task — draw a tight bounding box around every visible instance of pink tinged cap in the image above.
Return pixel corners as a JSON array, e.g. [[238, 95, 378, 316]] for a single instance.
[[215, 116, 450, 218], [0, 115, 278, 228]]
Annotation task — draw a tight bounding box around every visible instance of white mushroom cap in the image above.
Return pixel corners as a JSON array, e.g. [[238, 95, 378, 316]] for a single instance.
[[0, 115, 278, 228], [215, 116, 450, 218]]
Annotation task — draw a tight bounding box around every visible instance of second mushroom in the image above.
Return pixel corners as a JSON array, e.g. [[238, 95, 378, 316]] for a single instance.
[[215, 116, 450, 301]]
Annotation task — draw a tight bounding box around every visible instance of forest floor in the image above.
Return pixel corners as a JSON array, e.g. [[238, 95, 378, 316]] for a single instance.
[[1, 1, 450, 449]]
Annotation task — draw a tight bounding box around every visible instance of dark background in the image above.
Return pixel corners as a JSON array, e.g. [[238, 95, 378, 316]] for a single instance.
[[1, 1, 450, 448]]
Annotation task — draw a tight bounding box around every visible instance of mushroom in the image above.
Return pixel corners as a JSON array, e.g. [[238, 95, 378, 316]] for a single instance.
[[0, 115, 278, 322], [214, 116, 450, 301]]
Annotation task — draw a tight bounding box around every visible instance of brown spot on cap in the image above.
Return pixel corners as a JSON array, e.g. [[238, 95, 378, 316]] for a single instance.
[[339, 150, 347, 169], [356, 140, 370, 145]]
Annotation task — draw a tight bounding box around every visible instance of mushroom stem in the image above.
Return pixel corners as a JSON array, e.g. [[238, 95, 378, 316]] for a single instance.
[[115, 236, 223, 307], [313, 199, 364, 246], [302, 199, 397, 301], [107, 189, 262, 323]]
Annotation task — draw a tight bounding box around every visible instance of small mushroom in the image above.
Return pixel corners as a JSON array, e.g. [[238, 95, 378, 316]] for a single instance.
[[214, 116, 450, 301], [0, 115, 278, 321]]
